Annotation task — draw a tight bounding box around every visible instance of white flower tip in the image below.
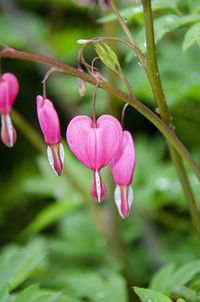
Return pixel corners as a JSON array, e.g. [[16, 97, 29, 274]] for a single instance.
[[47, 143, 64, 176], [114, 185, 133, 219]]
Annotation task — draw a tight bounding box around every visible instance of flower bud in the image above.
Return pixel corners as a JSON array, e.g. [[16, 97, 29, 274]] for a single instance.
[[36, 95, 64, 176], [0, 72, 19, 147], [110, 131, 135, 219]]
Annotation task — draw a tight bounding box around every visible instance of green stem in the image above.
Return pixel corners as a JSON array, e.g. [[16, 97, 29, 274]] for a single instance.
[[108, 0, 147, 69], [1, 47, 200, 181], [142, 0, 200, 237]]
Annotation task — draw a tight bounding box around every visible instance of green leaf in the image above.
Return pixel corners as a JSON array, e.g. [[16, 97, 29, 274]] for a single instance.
[[13, 284, 39, 302], [0, 240, 46, 290], [21, 199, 82, 238], [183, 22, 200, 51], [188, 0, 200, 13], [95, 42, 120, 71], [134, 287, 172, 302], [0, 285, 9, 302], [154, 14, 200, 42], [149, 263, 175, 292], [177, 299, 186, 302], [98, 0, 179, 24], [169, 260, 200, 292], [33, 292, 63, 302]]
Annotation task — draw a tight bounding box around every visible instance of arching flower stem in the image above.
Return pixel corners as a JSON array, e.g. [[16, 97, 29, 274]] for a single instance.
[[0, 46, 200, 182], [42, 67, 61, 99], [121, 103, 129, 130]]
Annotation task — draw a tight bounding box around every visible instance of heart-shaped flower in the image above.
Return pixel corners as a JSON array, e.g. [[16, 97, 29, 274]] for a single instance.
[[36, 95, 64, 176], [110, 130, 135, 219], [0, 73, 19, 147], [66, 114, 123, 202]]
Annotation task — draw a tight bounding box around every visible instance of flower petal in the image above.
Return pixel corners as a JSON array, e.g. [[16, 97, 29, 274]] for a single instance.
[[66, 114, 123, 170], [110, 131, 135, 185], [114, 185, 133, 219], [1, 113, 17, 147], [47, 143, 64, 176], [2, 73, 19, 105], [90, 170, 107, 202], [37, 95, 61, 145]]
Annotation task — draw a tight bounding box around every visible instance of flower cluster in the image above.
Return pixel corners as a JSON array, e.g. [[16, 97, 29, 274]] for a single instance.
[[0, 72, 135, 219]]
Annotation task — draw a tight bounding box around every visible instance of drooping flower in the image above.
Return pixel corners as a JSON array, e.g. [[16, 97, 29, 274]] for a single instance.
[[110, 131, 135, 219], [36, 95, 64, 176], [0, 72, 19, 147], [66, 114, 123, 202]]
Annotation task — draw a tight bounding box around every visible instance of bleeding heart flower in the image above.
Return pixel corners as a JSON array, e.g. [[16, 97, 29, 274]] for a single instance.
[[0, 72, 19, 147], [110, 131, 135, 219], [36, 95, 64, 176], [66, 114, 123, 202]]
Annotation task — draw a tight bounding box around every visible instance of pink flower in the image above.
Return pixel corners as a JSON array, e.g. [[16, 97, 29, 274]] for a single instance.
[[110, 131, 135, 219], [0, 72, 19, 147], [66, 115, 123, 202], [36, 95, 64, 176]]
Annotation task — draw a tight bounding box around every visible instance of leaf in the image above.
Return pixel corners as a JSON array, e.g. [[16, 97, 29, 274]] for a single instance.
[[149, 263, 175, 292], [187, 0, 200, 13], [0, 285, 9, 302], [177, 299, 186, 302], [0, 240, 46, 290], [21, 199, 82, 238], [154, 14, 200, 42], [168, 260, 200, 292], [13, 284, 39, 302], [98, 0, 179, 24], [134, 287, 172, 302], [183, 22, 200, 51], [33, 292, 63, 302]]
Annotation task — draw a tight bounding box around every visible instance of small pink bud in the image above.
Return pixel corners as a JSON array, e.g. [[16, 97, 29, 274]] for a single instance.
[[0, 73, 19, 147], [36, 95, 64, 176], [66, 114, 123, 202], [110, 131, 135, 219]]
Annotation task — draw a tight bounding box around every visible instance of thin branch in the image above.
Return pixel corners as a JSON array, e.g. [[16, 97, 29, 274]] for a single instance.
[[1, 47, 200, 181]]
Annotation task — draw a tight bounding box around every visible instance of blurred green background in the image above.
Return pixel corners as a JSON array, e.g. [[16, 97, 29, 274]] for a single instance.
[[0, 0, 200, 301]]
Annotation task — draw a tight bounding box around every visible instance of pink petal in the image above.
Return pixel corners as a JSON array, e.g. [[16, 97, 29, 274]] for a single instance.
[[1, 113, 17, 147], [47, 143, 64, 176], [37, 95, 61, 145], [110, 131, 135, 186], [1, 73, 19, 107], [0, 81, 10, 113], [90, 170, 107, 202], [114, 185, 133, 219], [66, 114, 123, 170]]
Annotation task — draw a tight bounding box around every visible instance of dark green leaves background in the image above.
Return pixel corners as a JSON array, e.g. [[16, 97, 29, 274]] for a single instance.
[[0, 0, 200, 301]]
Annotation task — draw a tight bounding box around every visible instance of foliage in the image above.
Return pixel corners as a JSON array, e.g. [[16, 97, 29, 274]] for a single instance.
[[0, 0, 200, 302]]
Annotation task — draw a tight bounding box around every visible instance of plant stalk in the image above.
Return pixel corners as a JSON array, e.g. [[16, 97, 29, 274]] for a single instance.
[[141, 0, 200, 237]]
